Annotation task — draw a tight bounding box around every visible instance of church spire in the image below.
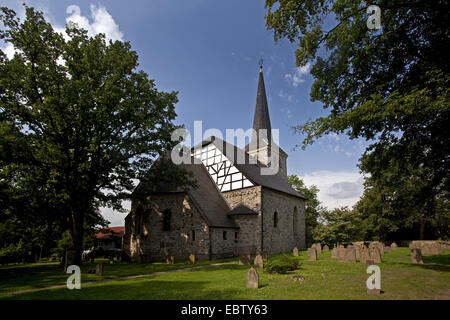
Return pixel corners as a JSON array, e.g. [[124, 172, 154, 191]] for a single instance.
[[249, 60, 272, 150]]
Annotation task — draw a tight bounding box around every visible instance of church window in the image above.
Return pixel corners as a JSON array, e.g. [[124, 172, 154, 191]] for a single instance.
[[223, 231, 227, 240], [273, 211, 278, 228], [235, 232, 238, 240], [162, 209, 171, 231], [135, 205, 144, 235], [192, 230, 196, 241]]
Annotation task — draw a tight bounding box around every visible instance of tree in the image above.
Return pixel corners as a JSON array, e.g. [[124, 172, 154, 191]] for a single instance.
[[0, 6, 180, 264], [265, 0, 450, 235], [287, 174, 323, 246]]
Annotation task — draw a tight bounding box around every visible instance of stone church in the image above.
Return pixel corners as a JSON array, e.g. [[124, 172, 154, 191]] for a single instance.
[[123, 66, 306, 261]]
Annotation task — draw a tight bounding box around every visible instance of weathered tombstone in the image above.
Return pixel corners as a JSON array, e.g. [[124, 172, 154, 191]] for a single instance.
[[165, 255, 175, 265], [331, 248, 338, 258], [314, 243, 322, 254], [344, 247, 357, 262], [323, 245, 329, 251], [337, 247, 346, 262], [391, 242, 398, 250], [293, 247, 299, 257], [95, 262, 104, 276], [187, 253, 195, 265], [355, 245, 361, 260], [410, 248, 424, 264], [365, 259, 374, 266], [360, 247, 370, 264], [239, 254, 251, 266], [307, 248, 317, 261], [369, 247, 382, 263], [254, 254, 264, 269], [246, 267, 259, 289]]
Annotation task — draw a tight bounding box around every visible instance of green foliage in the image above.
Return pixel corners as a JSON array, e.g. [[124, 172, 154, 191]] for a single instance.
[[287, 175, 323, 246], [265, 0, 450, 239], [0, 5, 185, 263], [265, 254, 300, 274]]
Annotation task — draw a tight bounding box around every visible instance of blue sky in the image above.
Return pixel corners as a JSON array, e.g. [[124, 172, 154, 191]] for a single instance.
[[2, 0, 368, 225]]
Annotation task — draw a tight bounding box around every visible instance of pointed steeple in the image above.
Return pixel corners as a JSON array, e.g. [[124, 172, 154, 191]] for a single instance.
[[249, 64, 272, 150]]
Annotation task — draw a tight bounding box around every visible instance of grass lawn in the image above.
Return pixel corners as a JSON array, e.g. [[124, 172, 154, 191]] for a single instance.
[[1, 248, 449, 300]]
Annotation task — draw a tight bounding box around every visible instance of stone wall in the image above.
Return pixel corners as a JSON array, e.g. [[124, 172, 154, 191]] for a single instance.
[[126, 193, 211, 261], [223, 186, 262, 254], [210, 227, 238, 259], [261, 188, 306, 253]]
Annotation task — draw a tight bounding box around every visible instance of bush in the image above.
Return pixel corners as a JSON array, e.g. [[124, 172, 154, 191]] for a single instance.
[[265, 254, 300, 274]]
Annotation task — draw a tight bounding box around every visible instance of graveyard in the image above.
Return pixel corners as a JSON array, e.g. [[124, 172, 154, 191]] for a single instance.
[[1, 243, 449, 300]]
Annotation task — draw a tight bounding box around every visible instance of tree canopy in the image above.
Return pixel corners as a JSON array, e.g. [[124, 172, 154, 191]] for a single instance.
[[0, 6, 181, 263]]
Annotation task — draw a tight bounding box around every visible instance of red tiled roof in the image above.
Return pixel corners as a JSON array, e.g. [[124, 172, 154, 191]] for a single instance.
[[95, 226, 125, 240]]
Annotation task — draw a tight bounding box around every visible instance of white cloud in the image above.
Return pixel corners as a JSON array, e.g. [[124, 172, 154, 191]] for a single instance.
[[100, 201, 130, 227], [1, 42, 16, 60], [300, 170, 364, 209], [63, 4, 123, 42], [278, 89, 293, 102], [284, 62, 311, 87]]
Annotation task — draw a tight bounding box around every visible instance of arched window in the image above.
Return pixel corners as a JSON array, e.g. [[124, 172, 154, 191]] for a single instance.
[[223, 231, 227, 240], [192, 230, 196, 241], [273, 211, 278, 228], [162, 209, 171, 231]]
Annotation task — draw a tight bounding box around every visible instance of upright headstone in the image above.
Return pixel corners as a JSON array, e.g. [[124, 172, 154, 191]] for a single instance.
[[239, 254, 251, 266], [331, 248, 338, 258], [390, 242, 398, 250], [365, 259, 374, 266], [95, 262, 104, 276], [323, 245, 329, 251], [166, 255, 175, 265], [354, 245, 361, 261], [293, 247, 299, 257], [314, 243, 322, 254], [369, 247, 382, 263], [187, 253, 195, 265], [410, 248, 424, 264], [344, 247, 357, 262], [246, 267, 259, 289], [254, 254, 264, 269], [307, 248, 317, 261], [360, 247, 370, 264], [337, 247, 346, 262]]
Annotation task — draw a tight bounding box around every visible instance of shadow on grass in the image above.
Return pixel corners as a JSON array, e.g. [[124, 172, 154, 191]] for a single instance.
[[394, 252, 450, 272]]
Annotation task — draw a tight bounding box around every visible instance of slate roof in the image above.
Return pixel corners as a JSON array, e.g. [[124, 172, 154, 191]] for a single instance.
[[193, 136, 306, 199], [134, 156, 238, 229], [228, 204, 258, 216]]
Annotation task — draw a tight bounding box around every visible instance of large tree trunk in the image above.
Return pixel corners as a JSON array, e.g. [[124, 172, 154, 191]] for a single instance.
[[419, 218, 425, 240], [68, 209, 85, 266]]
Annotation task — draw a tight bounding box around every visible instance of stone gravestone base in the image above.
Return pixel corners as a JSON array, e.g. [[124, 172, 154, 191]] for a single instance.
[[367, 288, 381, 295], [246, 267, 259, 289], [365, 259, 374, 266]]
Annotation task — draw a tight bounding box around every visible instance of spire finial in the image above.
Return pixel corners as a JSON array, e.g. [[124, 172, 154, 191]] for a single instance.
[[258, 55, 263, 72]]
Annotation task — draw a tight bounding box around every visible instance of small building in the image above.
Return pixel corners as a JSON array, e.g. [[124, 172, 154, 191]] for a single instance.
[[95, 226, 124, 251]]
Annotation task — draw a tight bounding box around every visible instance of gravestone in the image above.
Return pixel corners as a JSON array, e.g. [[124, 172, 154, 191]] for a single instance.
[[383, 246, 391, 253], [422, 243, 440, 255], [331, 248, 338, 258], [355, 245, 361, 260], [344, 247, 357, 262], [337, 247, 346, 262], [293, 247, 299, 257], [254, 254, 264, 269], [187, 253, 195, 265], [323, 245, 329, 251], [307, 248, 317, 261], [246, 267, 259, 289], [165, 255, 175, 265], [262, 252, 268, 262], [391, 242, 398, 250], [410, 248, 424, 264], [95, 262, 104, 276], [369, 247, 382, 263], [239, 254, 251, 266], [360, 247, 370, 264], [313, 243, 322, 254]]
